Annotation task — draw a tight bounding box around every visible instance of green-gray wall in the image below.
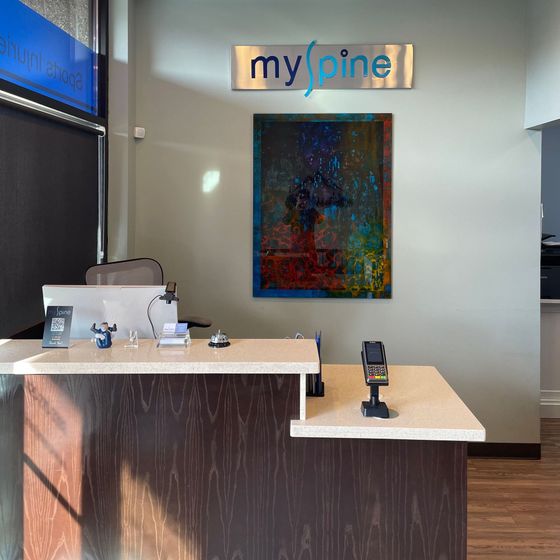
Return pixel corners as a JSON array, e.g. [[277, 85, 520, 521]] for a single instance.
[[110, 0, 541, 443]]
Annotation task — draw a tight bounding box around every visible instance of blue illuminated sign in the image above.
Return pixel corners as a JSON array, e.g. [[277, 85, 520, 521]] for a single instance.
[[0, 0, 97, 115]]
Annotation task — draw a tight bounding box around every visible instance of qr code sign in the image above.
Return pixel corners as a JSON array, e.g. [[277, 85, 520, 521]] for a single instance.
[[51, 318, 65, 332]]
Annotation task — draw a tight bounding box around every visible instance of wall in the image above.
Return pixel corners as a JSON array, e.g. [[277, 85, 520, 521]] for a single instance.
[[541, 127, 560, 237], [541, 126, 560, 416], [122, 0, 541, 443], [107, 0, 136, 261], [525, 0, 560, 128], [541, 306, 560, 417], [526, 0, 560, 416]]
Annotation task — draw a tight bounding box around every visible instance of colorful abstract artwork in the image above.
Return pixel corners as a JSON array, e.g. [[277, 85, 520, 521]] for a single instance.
[[253, 113, 392, 298]]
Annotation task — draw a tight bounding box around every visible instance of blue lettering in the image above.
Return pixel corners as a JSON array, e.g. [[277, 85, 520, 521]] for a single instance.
[[304, 40, 317, 97], [283, 54, 301, 86], [350, 55, 368, 78], [249, 42, 396, 95], [340, 48, 348, 78], [372, 55, 391, 78], [318, 55, 337, 86], [251, 55, 279, 79]]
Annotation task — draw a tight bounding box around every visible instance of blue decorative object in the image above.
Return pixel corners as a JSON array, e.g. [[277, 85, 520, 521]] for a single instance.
[[0, 0, 98, 114], [91, 322, 117, 349]]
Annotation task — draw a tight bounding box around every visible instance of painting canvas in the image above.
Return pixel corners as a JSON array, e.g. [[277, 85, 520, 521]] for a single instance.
[[253, 113, 392, 298]]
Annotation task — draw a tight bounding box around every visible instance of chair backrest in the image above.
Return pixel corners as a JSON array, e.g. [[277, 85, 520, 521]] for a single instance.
[[85, 258, 164, 286]]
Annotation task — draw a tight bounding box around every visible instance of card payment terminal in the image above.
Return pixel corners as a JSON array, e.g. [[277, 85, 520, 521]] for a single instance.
[[361, 341, 390, 418]]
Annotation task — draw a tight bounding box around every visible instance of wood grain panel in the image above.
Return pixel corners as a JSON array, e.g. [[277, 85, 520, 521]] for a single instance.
[[22, 373, 466, 560], [297, 438, 466, 560], [24, 375, 86, 560], [0, 375, 23, 560]]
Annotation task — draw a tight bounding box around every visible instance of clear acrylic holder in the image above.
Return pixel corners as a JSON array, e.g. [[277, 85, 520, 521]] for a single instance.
[[124, 329, 139, 349]]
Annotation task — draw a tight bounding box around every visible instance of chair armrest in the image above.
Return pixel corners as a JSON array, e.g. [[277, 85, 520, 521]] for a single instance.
[[178, 315, 212, 329]]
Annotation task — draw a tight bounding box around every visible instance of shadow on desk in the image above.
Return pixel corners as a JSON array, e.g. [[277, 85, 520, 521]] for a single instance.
[[17, 373, 304, 559]]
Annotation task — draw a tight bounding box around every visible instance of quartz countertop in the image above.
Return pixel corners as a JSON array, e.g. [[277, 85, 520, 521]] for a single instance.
[[290, 364, 485, 442], [0, 338, 320, 375]]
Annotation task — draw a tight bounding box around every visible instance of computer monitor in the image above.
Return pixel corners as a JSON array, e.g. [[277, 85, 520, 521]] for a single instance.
[[42, 285, 179, 340]]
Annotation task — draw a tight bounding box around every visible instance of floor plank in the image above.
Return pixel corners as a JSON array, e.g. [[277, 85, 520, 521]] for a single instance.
[[468, 418, 560, 559]]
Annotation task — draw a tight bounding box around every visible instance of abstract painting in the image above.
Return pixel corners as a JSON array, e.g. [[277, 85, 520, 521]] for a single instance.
[[253, 113, 392, 298]]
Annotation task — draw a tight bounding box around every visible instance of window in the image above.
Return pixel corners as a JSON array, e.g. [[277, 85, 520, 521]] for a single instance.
[[0, 0, 106, 119]]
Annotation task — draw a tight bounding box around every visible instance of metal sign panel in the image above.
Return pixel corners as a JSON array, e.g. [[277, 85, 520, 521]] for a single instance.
[[231, 42, 413, 95]]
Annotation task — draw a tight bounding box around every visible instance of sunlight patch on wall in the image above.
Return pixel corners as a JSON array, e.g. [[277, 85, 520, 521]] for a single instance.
[[202, 170, 220, 193]]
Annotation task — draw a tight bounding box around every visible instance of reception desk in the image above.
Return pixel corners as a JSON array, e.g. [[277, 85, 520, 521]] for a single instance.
[[0, 339, 484, 560]]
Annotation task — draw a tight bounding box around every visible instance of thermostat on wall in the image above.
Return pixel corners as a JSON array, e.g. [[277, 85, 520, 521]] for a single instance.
[[133, 127, 146, 139]]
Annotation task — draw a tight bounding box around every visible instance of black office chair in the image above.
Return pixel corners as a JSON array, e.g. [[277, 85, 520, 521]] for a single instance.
[[85, 258, 212, 329]]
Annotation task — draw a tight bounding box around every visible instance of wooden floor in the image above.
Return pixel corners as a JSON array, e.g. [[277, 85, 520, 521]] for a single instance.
[[468, 419, 560, 559]]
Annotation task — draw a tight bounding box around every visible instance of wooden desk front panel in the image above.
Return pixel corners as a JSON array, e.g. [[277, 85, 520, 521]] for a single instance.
[[0, 375, 23, 560], [19, 373, 466, 560]]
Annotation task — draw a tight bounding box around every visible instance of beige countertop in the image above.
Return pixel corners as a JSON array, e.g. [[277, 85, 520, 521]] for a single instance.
[[0, 341, 485, 442], [291, 364, 485, 442], [0, 338, 320, 375]]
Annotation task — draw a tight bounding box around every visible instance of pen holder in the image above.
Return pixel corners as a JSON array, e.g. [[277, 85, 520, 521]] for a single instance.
[[307, 330, 325, 397]]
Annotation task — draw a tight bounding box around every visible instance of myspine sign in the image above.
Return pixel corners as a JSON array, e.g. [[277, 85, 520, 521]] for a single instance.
[[231, 42, 413, 95]]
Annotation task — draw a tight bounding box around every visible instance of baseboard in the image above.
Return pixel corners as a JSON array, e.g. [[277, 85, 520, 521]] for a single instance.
[[541, 390, 560, 418], [468, 442, 541, 459]]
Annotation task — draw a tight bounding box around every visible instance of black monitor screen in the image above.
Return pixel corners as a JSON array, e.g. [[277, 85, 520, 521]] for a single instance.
[[365, 342, 384, 364]]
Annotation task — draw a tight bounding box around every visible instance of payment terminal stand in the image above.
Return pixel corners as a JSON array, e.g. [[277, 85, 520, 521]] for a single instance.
[[361, 341, 390, 419], [361, 385, 389, 418]]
